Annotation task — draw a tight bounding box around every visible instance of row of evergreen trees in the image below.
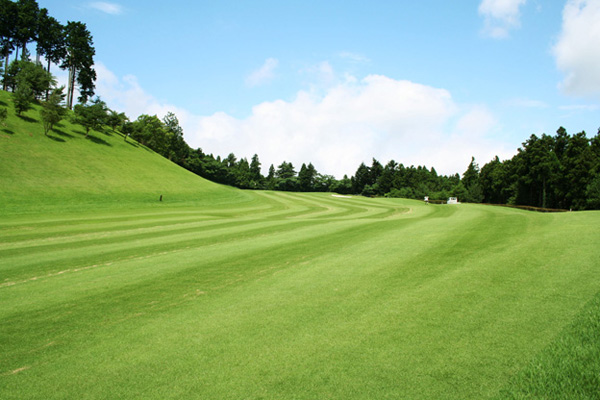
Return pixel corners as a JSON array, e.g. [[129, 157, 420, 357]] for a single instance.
[[0, 0, 96, 108], [132, 114, 600, 210]]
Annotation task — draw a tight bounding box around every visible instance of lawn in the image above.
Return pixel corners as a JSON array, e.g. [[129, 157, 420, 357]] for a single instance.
[[1, 194, 599, 399], [1, 90, 599, 398]]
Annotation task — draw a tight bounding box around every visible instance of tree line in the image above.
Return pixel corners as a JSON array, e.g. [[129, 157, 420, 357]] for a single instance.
[[1, 0, 96, 108]]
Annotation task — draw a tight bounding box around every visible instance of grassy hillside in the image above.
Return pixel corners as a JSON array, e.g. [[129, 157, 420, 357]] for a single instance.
[[0, 90, 249, 216], [1, 90, 599, 398]]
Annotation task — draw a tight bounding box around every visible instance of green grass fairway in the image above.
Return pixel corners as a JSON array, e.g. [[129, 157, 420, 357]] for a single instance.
[[2, 197, 600, 399], [1, 91, 600, 398]]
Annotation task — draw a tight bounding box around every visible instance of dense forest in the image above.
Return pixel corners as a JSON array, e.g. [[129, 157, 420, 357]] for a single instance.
[[1, 0, 599, 210]]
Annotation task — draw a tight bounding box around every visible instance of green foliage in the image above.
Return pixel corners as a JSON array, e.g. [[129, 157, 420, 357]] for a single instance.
[[13, 81, 34, 115], [131, 114, 169, 155], [586, 175, 600, 209], [62, 21, 96, 107], [72, 97, 107, 136], [14, 0, 39, 52], [480, 127, 600, 210], [36, 8, 66, 72], [106, 109, 128, 132], [39, 86, 66, 135]]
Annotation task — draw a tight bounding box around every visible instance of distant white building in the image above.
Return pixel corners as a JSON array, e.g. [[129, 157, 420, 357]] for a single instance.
[[447, 197, 458, 204]]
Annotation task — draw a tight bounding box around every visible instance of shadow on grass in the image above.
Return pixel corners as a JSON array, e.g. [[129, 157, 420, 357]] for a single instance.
[[125, 139, 139, 148], [46, 134, 66, 142], [53, 128, 74, 138], [18, 115, 38, 123], [0, 99, 8, 107], [86, 134, 111, 146], [73, 129, 86, 136], [2, 128, 14, 135]]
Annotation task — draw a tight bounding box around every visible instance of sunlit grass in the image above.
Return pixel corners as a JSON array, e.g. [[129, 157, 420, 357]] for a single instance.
[[1, 89, 599, 399]]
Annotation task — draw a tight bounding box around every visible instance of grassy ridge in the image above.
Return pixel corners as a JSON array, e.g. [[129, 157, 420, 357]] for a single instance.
[[1, 90, 600, 398], [0, 90, 249, 216]]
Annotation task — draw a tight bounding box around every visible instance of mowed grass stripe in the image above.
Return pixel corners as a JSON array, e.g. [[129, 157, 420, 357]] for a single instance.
[[0, 197, 286, 243], [1, 209, 429, 369], [3, 201, 599, 399], [0, 193, 416, 281], [0, 203, 417, 315], [270, 192, 409, 219]]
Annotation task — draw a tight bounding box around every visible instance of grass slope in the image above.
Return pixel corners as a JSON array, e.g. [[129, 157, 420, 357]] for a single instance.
[[0, 90, 248, 216], [1, 90, 600, 399]]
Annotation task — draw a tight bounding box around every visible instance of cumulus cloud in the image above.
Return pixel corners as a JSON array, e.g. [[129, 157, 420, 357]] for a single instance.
[[553, 0, 600, 97], [92, 63, 512, 178], [478, 0, 527, 38], [245, 58, 279, 87], [188, 76, 512, 177], [89, 2, 123, 15]]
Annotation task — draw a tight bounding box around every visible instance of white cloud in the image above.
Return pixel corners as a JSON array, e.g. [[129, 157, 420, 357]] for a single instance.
[[93, 63, 513, 178], [478, 0, 527, 38], [245, 58, 279, 87], [89, 2, 123, 15], [553, 0, 600, 97], [337, 51, 371, 63], [188, 76, 511, 177]]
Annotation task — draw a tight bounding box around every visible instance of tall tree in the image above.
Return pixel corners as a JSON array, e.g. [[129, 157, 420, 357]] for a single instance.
[[36, 8, 66, 76], [298, 162, 317, 191], [62, 21, 96, 108], [352, 162, 370, 194], [249, 154, 263, 188], [0, 0, 18, 90], [162, 111, 188, 163], [562, 131, 594, 210], [462, 157, 483, 203], [14, 0, 39, 59]]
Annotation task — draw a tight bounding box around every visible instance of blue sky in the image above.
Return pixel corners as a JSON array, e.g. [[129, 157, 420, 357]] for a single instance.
[[40, 0, 600, 177]]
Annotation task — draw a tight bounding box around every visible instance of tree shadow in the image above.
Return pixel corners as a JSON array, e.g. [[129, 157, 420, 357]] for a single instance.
[[73, 129, 86, 136], [2, 128, 14, 135], [46, 134, 66, 142], [0, 99, 8, 107], [86, 134, 111, 146], [53, 128, 74, 138], [17, 115, 38, 123], [125, 139, 139, 148]]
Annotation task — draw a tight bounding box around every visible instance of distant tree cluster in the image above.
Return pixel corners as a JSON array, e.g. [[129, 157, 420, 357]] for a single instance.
[[0, 0, 96, 109], [478, 127, 600, 210], [121, 115, 600, 211]]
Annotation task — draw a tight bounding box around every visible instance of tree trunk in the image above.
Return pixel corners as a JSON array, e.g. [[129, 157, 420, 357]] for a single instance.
[[45, 60, 52, 100], [2, 53, 8, 91], [67, 66, 76, 109], [542, 177, 547, 209]]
